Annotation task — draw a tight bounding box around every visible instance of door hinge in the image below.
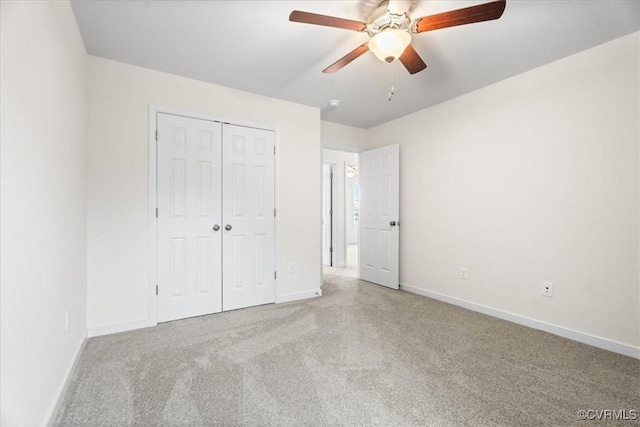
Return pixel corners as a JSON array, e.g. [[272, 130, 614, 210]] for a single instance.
[[155, 130, 158, 141], [330, 172, 333, 179], [274, 271, 277, 280], [330, 247, 333, 253], [274, 208, 276, 217], [155, 285, 158, 296], [273, 146, 276, 155], [155, 207, 158, 218], [329, 210, 333, 215]]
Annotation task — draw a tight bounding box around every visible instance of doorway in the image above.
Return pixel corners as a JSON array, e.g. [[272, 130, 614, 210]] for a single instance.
[[322, 149, 359, 278]]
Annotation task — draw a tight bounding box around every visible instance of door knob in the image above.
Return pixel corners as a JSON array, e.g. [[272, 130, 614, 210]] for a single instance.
[[225, 224, 232, 231], [390, 221, 397, 227], [212, 225, 220, 231]]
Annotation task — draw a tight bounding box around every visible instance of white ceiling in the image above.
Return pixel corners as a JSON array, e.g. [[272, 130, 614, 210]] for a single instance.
[[70, 0, 639, 129]]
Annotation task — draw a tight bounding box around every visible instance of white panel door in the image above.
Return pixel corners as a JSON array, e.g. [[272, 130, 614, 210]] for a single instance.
[[359, 144, 400, 289], [222, 124, 275, 311], [157, 113, 222, 322], [322, 163, 333, 266]]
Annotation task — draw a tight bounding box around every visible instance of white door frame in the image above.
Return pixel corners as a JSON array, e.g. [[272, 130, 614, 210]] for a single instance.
[[322, 162, 334, 266], [320, 149, 360, 275], [148, 105, 279, 326]]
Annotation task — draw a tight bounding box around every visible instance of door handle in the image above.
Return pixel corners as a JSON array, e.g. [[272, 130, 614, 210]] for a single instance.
[[225, 224, 232, 231], [212, 225, 220, 231], [390, 221, 397, 227]]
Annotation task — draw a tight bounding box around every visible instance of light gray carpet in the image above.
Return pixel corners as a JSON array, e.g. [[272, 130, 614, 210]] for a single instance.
[[55, 275, 639, 426]]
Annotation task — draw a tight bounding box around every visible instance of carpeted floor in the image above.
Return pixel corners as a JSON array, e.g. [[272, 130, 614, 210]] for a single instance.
[[55, 274, 639, 426]]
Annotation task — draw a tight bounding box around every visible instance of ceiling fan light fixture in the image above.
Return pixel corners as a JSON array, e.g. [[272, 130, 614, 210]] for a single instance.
[[368, 29, 411, 63]]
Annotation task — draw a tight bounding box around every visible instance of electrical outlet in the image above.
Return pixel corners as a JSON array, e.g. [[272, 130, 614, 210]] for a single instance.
[[65, 310, 70, 331], [460, 268, 468, 280], [542, 282, 553, 298]]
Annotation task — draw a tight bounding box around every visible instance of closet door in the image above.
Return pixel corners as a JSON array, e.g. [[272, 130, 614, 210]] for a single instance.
[[157, 113, 222, 322], [222, 124, 275, 311]]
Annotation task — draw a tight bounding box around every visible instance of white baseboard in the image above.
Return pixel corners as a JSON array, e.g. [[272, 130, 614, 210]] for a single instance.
[[276, 289, 322, 303], [87, 318, 152, 338], [46, 330, 87, 426], [87, 290, 324, 337], [400, 283, 640, 360]]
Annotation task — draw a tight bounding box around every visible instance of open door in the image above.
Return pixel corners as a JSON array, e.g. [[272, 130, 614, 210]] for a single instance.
[[359, 144, 399, 289]]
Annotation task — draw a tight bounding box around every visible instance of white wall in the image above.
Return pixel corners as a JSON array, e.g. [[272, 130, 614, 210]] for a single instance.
[[0, 1, 88, 425], [321, 121, 368, 152], [366, 33, 640, 350], [86, 56, 321, 330], [323, 150, 359, 267]]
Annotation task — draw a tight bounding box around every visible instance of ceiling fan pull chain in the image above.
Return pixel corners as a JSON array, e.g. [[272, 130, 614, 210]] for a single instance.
[[388, 65, 395, 101]]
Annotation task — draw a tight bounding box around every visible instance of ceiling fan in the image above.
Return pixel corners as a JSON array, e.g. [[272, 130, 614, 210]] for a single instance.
[[289, 0, 506, 75]]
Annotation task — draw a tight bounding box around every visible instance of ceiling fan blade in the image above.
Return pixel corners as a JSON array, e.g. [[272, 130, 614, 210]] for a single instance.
[[399, 44, 427, 74], [413, 0, 506, 33], [289, 11, 367, 32], [323, 43, 370, 73]]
